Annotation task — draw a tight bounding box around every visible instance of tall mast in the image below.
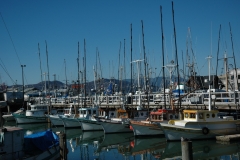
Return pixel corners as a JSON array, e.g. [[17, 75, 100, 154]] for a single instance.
[[141, 20, 147, 91], [229, 22, 239, 91], [160, 5, 166, 107], [84, 39, 86, 108], [172, 1, 181, 108], [38, 43, 43, 88], [124, 39, 126, 94], [77, 42, 80, 108], [207, 56, 212, 111], [64, 59, 67, 88], [215, 25, 221, 76], [130, 24, 133, 94], [118, 41, 121, 93], [45, 40, 50, 94]]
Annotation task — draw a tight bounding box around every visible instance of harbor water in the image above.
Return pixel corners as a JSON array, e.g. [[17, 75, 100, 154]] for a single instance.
[[3, 121, 240, 160]]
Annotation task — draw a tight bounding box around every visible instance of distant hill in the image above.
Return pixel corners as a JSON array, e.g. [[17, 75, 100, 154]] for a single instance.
[[8, 76, 186, 93]]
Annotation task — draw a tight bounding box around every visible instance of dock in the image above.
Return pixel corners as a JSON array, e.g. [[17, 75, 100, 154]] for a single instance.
[[216, 134, 240, 142]]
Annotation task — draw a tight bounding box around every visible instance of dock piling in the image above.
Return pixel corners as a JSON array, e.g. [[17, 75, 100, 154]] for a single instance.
[[59, 132, 68, 160], [181, 137, 193, 160]]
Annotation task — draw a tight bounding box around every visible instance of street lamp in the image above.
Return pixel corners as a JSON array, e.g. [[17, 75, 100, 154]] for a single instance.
[[21, 65, 26, 107]]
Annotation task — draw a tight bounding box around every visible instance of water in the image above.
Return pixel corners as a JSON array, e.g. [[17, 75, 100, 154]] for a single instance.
[[3, 121, 240, 160]]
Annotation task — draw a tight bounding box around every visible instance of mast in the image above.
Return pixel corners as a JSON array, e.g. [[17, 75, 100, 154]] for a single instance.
[[118, 41, 121, 93], [215, 25, 221, 77], [124, 39, 126, 94], [229, 22, 239, 91], [160, 5, 166, 107], [131, 60, 143, 108], [45, 41, 50, 94], [172, 1, 181, 108], [207, 56, 212, 111], [141, 20, 147, 91], [38, 43, 43, 89], [84, 39, 86, 108], [130, 23, 133, 94], [64, 59, 67, 88], [77, 42, 80, 109]]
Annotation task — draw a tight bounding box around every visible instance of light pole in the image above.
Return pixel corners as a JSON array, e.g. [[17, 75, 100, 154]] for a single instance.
[[21, 64, 26, 107]]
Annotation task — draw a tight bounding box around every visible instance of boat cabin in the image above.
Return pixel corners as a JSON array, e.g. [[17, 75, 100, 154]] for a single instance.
[[150, 109, 178, 121], [117, 108, 129, 119], [78, 107, 98, 119], [182, 109, 234, 122]]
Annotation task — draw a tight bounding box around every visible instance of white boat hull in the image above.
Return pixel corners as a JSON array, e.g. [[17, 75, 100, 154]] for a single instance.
[[159, 120, 240, 141], [46, 115, 63, 126], [130, 121, 163, 136], [13, 114, 48, 124], [60, 117, 81, 128], [99, 120, 132, 134], [80, 120, 103, 131], [2, 114, 15, 122]]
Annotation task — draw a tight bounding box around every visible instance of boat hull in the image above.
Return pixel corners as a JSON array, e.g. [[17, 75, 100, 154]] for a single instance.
[[13, 114, 48, 124], [46, 115, 64, 126], [60, 117, 81, 128], [130, 121, 163, 136], [159, 120, 240, 141], [80, 119, 103, 131], [99, 120, 132, 134], [2, 114, 15, 122]]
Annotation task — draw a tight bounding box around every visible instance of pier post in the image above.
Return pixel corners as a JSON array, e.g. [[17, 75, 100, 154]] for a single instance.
[[181, 137, 193, 160], [59, 132, 68, 160], [0, 108, 3, 127]]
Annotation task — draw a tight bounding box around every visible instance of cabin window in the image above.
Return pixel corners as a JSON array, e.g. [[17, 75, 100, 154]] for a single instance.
[[170, 115, 173, 119], [140, 113, 143, 116], [190, 113, 196, 118], [93, 110, 96, 114], [152, 115, 155, 120], [199, 113, 203, 119], [185, 113, 188, 118], [88, 110, 91, 115], [135, 112, 139, 117], [206, 114, 210, 118], [212, 114, 215, 118], [111, 112, 114, 116]]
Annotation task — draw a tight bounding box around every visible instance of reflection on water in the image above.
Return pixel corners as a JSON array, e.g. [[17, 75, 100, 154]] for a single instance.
[[3, 121, 240, 159]]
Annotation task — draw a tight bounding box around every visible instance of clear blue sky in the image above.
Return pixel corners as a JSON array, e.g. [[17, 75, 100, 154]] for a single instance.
[[0, 0, 239, 86]]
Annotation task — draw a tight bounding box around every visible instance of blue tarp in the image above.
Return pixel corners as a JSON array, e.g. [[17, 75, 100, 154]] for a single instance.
[[24, 129, 59, 151]]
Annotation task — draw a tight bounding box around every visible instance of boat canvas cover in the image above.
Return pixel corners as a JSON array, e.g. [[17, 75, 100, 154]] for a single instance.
[[24, 129, 59, 151]]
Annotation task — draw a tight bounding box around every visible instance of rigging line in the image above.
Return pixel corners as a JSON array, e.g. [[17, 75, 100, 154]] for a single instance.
[[0, 63, 15, 84], [0, 12, 21, 65]]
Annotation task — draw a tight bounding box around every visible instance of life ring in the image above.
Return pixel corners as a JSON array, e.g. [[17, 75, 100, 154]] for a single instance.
[[202, 127, 209, 135], [168, 120, 175, 125]]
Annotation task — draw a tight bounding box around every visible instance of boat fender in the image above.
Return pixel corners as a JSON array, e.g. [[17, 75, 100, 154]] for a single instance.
[[202, 127, 209, 135]]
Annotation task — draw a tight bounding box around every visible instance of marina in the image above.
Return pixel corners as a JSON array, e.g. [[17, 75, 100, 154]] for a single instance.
[[0, 1, 240, 159]]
